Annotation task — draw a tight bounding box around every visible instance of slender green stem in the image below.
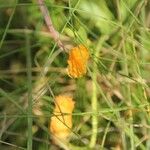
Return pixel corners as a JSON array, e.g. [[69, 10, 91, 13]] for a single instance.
[[89, 63, 98, 148], [101, 122, 110, 148], [89, 36, 107, 148], [122, 32, 134, 150], [0, 0, 18, 49], [26, 32, 33, 150]]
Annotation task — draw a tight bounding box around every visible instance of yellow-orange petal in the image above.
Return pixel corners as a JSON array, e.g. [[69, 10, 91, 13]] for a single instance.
[[50, 95, 75, 142], [67, 45, 89, 78]]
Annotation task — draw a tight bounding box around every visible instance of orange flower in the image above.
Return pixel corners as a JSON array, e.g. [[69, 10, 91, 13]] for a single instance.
[[67, 45, 89, 78], [50, 95, 75, 143]]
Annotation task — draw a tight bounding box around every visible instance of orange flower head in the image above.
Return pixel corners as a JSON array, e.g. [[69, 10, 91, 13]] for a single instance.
[[67, 45, 89, 78], [50, 95, 75, 143]]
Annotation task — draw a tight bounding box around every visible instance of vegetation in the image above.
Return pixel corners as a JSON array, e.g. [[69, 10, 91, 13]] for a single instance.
[[0, 0, 150, 149]]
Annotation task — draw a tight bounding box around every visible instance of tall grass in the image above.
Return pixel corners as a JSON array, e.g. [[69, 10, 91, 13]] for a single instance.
[[0, 0, 150, 150]]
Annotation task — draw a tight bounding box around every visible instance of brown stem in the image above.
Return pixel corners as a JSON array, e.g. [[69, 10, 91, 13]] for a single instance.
[[37, 0, 65, 50]]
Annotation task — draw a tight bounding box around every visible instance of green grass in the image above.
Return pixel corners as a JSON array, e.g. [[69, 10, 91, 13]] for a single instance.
[[26, 32, 33, 150], [0, 0, 150, 150]]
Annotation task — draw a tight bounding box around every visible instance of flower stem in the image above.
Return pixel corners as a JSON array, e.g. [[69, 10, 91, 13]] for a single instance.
[[89, 36, 107, 148], [37, 0, 65, 50]]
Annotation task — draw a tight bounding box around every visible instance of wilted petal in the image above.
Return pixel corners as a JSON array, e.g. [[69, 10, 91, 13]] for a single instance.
[[67, 45, 89, 78], [50, 95, 75, 143]]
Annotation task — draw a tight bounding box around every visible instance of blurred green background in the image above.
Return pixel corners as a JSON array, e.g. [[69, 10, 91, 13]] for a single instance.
[[0, 0, 150, 150]]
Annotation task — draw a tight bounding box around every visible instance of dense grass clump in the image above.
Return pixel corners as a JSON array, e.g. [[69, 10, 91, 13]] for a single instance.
[[0, 0, 150, 149]]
